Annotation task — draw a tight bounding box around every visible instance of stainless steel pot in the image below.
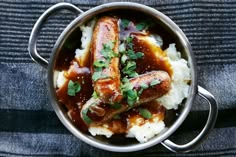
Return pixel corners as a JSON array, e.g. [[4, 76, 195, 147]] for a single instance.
[[28, 2, 218, 153]]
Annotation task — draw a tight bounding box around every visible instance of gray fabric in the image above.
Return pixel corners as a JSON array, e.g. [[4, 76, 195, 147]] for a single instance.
[[0, 0, 235, 156]]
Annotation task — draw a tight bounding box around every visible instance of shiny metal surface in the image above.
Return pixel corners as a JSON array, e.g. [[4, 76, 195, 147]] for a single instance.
[[28, 3, 83, 68], [28, 2, 218, 153], [161, 86, 218, 153]]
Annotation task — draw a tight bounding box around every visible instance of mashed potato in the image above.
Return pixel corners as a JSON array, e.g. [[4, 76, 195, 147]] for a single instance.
[[56, 22, 190, 143], [157, 44, 190, 109], [126, 115, 165, 143]]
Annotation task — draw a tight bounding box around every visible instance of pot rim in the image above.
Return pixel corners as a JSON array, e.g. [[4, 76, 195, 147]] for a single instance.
[[48, 2, 197, 152]]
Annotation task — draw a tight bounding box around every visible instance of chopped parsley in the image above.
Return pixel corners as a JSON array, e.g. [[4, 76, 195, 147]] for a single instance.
[[121, 54, 128, 64], [126, 89, 138, 106], [93, 60, 108, 68], [125, 37, 134, 49], [139, 108, 152, 119], [140, 82, 149, 89], [92, 41, 118, 81], [136, 20, 154, 31], [67, 80, 81, 96], [127, 50, 144, 60], [101, 41, 118, 61], [121, 77, 138, 107], [113, 114, 121, 120], [122, 61, 138, 77], [92, 91, 98, 99], [121, 19, 130, 29], [119, 43, 126, 53], [82, 108, 93, 124], [111, 103, 122, 109], [119, 35, 145, 106], [150, 79, 161, 86], [136, 22, 147, 31], [119, 36, 144, 78], [92, 71, 108, 81]]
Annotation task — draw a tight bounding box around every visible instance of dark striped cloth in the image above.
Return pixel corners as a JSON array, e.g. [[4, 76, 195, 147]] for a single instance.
[[0, 0, 235, 156]]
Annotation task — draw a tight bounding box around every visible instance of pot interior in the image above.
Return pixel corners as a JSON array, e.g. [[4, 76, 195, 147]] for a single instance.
[[49, 3, 196, 151]]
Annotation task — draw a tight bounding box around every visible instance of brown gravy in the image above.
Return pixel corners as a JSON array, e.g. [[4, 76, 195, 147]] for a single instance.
[[55, 13, 174, 133]]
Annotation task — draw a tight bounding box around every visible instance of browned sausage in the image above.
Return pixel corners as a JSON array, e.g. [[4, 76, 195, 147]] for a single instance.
[[81, 71, 171, 125], [91, 16, 122, 104]]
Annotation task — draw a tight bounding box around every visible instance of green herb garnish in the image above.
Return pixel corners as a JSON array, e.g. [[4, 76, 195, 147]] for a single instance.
[[101, 41, 118, 60], [136, 20, 154, 31], [140, 83, 149, 89], [135, 52, 144, 58], [119, 43, 126, 53], [125, 37, 133, 49], [139, 108, 152, 119], [82, 108, 93, 124], [150, 79, 161, 86], [122, 61, 138, 77], [92, 41, 118, 81], [121, 54, 128, 64], [127, 50, 144, 60], [127, 89, 138, 107], [111, 103, 122, 109], [92, 71, 108, 81], [92, 91, 98, 99], [121, 77, 133, 92], [136, 22, 147, 31], [121, 19, 130, 28], [113, 114, 121, 120], [93, 60, 108, 68], [67, 80, 81, 96]]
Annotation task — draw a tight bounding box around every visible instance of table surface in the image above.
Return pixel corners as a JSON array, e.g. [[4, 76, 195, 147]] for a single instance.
[[0, 0, 235, 156]]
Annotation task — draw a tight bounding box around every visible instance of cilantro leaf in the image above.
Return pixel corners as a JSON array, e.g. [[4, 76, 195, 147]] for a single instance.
[[139, 108, 152, 119], [93, 60, 108, 68], [121, 78, 133, 92], [121, 54, 128, 64], [126, 37, 133, 43], [140, 83, 149, 89], [92, 71, 107, 81], [113, 114, 121, 120], [127, 98, 136, 107], [82, 108, 93, 124], [127, 89, 138, 106], [150, 79, 161, 86], [123, 61, 136, 71], [125, 37, 133, 49], [136, 52, 144, 58], [121, 19, 130, 28], [101, 46, 117, 60], [122, 61, 138, 77], [105, 41, 115, 49], [138, 88, 144, 96], [127, 89, 138, 99], [136, 22, 147, 31], [92, 91, 98, 99], [127, 50, 137, 60], [119, 43, 126, 53], [111, 103, 122, 109], [67, 80, 81, 96]]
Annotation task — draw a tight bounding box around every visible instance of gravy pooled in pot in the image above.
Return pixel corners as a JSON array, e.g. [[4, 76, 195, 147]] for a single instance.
[[55, 13, 190, 143]]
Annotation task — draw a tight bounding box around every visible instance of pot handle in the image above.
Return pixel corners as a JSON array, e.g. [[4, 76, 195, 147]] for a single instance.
[[28, 3, 83, 68], [161, 86, 218, 153]]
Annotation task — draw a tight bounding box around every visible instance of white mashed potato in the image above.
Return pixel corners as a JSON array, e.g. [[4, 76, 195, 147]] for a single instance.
[[126, 116, 165, 143], [56, 22, 190, 143], [157, 44, 190, 109]]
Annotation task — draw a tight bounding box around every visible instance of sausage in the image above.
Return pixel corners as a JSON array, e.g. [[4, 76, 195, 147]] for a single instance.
[[129, 70, 171, 103], [91, 16, 122, 104], [81, 71, 171, 125]]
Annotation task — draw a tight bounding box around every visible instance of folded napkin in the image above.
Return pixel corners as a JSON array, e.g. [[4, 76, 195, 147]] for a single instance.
[[0, 0, 235, 156]]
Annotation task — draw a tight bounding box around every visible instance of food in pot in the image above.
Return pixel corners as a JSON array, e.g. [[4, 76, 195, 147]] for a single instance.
[[54, 14, 190, 143]]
